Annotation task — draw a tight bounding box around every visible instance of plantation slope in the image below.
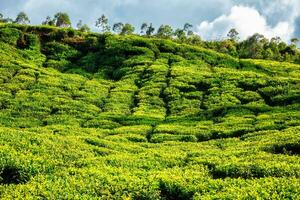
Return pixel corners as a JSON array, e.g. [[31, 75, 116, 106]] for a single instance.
[[0, 24, 299, 199]]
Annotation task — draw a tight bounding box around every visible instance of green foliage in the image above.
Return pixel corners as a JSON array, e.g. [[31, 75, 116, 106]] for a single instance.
[[156, 25, 173, 39], [0, 23, 299, 199], [0, 28, 21, 45], [0, 162, 30, 184], [54, 12, 71, 27], [43, 41, 80, 60], [203, 33, 300, 63], [76, 20, 90, 33], [95, 14, 110, 32], [14, 12, 30, 25], [120, 23, 135, 35]]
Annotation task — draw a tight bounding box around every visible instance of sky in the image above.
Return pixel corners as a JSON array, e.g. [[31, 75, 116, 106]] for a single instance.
[[0, 0, 300, 42]]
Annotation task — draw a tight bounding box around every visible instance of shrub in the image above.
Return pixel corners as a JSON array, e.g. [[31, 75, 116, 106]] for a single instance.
[[270, 142, 300, 155], [150, 134, 198, 143], [45, 59, 71, 71], [43, 41, 80, 60], [0, 157, 30, 185], [0, 28, 21, 45], [159, 180, 194, 200]]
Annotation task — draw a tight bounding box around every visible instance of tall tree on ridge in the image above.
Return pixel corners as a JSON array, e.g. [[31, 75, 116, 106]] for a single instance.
[[96, 14, 110, 32], [227, 28, 239, 41], [291, 38, 299, 46], [15, 12, 30, 24], [140, 23, 148, 34], [77, 20, 90, 32], [54, 12, 71, 27], [42, 16, 55, 26], [113, 22, 124, 34], [174, 28, 185, 40], [146, 23, 155, 36], [120, 23, 135, 35], [157, 25, 173, 38], [183, 23, 193, 36]]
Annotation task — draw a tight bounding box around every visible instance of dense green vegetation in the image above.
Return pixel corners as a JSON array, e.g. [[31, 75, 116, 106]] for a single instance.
[[0, 23, 299, 199], [2, 11, 300, 64]]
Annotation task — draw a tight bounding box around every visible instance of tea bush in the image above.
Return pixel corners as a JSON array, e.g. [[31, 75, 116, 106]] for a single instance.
[[0, 24, 299, 199]]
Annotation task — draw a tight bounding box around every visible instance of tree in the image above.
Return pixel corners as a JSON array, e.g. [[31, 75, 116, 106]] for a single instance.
[[238, 33, 267, 59], [80, 24, 90, 32], [173, 23, 193, 40], [54, 12, 71, 27], [42, 16, 55, 26], [268, 37, 281, 59], [183, 23, 193, 34], [77, 20, 83, 29], [120, 23, 135, 35], [113, 22, 124, 34], [15, 12, 30, 24], [0, 13, 10, 23], [96, 14, 110, 32], [156, 25, 173, 38], [140, 23, 148, 34], [186, 35, 203, 46], [248, 33, 267, 44], [219, 40, 238, 57], [77, 20, 90, 32], [2, 18, 13, 23], [291, 38, 299, 46], [227, 28, 239, 41], [187, 30, 194, 36], [174, 28, 186, 40], [146, 23, 155, 36]]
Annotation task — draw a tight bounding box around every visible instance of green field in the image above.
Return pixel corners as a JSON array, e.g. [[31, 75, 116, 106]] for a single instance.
[[0, 24, 299, 199]]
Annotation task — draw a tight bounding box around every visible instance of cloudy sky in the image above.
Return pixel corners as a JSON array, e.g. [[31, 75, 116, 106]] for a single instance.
[[0, 0, 299, 42]]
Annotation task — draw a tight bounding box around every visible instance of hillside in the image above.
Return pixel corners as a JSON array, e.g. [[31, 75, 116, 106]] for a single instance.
[[0, 24, 299, 199]]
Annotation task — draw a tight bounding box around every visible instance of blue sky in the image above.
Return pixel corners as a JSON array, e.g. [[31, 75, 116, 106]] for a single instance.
[[1, 0, 300, 41]]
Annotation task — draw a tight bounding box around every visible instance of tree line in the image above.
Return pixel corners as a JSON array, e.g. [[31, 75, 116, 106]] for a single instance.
[[1, 11, 300, 63]]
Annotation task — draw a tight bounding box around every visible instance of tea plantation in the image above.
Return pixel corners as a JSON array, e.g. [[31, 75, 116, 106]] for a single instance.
[[0, 23, 299, 199]]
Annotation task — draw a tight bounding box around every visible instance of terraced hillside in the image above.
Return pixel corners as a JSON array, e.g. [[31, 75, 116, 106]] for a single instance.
[[0, 24, 299, 199]]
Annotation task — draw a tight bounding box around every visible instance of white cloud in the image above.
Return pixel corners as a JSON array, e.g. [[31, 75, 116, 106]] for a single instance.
[[196, 5, 294, 41]]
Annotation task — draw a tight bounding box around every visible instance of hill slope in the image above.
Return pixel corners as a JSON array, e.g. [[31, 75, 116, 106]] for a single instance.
[[0, 24, 299, 199]]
